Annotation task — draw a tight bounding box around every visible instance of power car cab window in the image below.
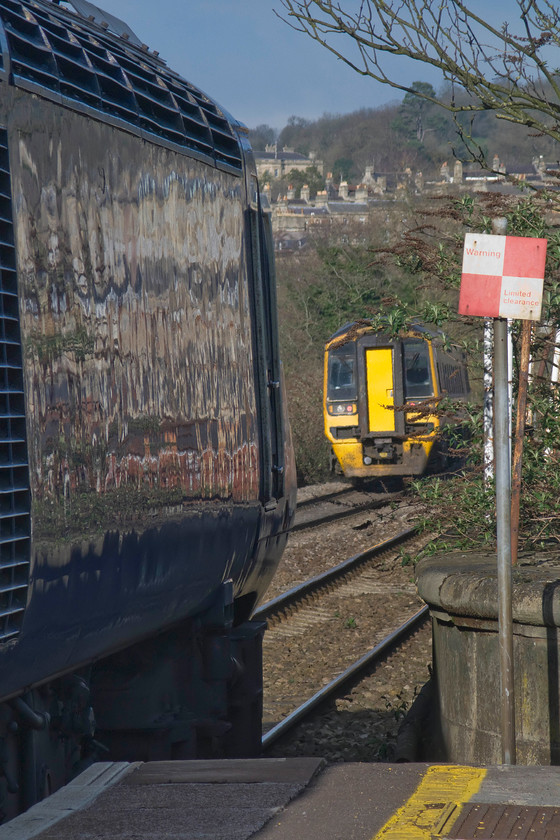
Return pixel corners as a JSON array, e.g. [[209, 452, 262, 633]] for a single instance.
[[328, 345, 358, 401], [403, 339, 434, 399]]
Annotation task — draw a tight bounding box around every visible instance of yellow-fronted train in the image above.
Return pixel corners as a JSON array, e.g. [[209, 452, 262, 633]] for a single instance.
[[324, 321, 470, 481], [0, 0, 296, 820]]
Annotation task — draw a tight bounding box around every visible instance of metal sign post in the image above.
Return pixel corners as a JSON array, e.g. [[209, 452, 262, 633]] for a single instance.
[[493, 316, 515, 765], [511, 321, 532, 565], [459, 227, 547, 766], [483, 319, 494, 484]]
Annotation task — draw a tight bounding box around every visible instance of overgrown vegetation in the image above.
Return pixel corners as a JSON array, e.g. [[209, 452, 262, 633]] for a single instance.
[[387, 191, 560, 556], [277, 190, 560, 554], [271, 0, 560, 554], [276, 203, 419, 485], [414, 377, 560, 559]]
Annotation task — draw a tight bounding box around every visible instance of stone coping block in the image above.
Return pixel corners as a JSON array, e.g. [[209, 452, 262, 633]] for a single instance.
[[416, 551, 560, 627]]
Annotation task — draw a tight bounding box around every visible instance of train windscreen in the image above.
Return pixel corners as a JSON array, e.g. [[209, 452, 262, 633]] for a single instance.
[[403, 340, 433, 398], [327, 346, 357, 401]]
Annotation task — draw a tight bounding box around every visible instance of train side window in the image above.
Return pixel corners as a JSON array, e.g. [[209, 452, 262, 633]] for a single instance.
[[403, 340, 433, 398], [328, 347, 357, 401]]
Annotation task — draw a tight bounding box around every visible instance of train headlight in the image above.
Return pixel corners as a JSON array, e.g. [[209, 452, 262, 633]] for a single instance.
[[327, 403, 357, 416], [363, 456, 373, 465]]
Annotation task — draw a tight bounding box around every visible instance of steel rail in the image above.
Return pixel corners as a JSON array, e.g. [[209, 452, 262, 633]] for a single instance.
[[261, 605, 429, 750], [291, 494, 403, 532], [253, 526, 418, 624], [295, 486, 356, 509]]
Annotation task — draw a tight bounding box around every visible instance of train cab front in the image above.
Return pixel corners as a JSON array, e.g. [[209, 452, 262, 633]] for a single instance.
[[324, 330, 441, 479]]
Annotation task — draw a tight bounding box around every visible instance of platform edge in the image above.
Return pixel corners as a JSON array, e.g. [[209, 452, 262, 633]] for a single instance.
[[0, 761, 142, 840]]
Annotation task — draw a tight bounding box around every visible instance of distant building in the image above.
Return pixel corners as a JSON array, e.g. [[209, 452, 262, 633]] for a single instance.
[[532, 155, 560, 182], [254, 145, 324, 180], [265, 154, 549, 246]]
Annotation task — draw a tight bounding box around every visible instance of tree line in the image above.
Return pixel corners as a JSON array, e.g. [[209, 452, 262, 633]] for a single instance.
[[249, 81, 560, 185]]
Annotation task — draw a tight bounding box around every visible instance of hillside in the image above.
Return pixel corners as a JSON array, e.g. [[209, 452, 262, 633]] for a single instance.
[[249, 83, 560, 181]]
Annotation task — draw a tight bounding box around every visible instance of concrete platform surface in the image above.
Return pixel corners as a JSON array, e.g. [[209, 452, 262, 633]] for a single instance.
[[2, 760, 560, 840], [257, 763, 560, 840], [0, 758, 325, 840]]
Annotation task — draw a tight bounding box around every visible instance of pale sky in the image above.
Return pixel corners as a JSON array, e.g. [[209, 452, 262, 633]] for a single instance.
[[102, 1, 526, 132], [103, 0, 394, 130]]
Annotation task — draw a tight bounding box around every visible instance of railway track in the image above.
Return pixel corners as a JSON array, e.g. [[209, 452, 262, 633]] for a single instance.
[[261, 606, 429, 751], [254, 527, 418, 625], [295, 484, 358, 509], [292, 483, 404, 532], [259, 519, 432, 760]]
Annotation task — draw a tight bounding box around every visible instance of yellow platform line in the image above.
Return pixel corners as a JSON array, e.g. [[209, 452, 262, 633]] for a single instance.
[[372, 765, 487, 840]]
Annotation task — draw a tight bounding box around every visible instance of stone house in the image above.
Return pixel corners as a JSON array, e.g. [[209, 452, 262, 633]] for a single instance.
[[254, 145, 324, 180]]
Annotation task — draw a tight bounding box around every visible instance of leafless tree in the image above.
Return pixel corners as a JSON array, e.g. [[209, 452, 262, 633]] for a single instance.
[[277, 1, 560, 162]]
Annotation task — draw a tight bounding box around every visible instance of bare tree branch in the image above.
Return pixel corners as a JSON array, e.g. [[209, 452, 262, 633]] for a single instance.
[[276, 0, 560, 150]]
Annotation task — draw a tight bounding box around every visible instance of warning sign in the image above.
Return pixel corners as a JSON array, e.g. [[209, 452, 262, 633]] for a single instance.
[[458, 233, 547, 321]]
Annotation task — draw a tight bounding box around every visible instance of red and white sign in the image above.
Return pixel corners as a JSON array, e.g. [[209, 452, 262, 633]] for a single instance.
[[458, 233, 547, 321]]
